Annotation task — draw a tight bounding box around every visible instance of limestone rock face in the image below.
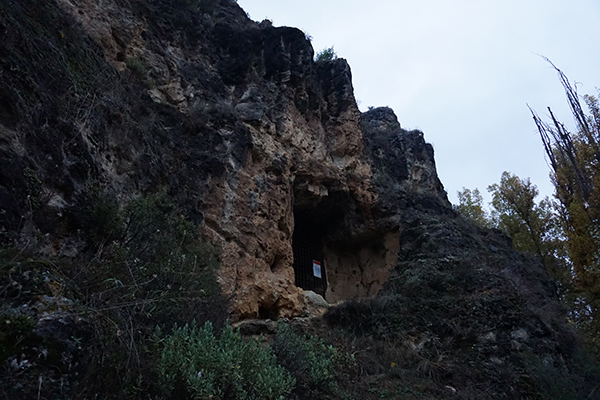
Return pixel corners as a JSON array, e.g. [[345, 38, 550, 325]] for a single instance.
[[0, 2, 593, 398], [0, 0, 448, 319]]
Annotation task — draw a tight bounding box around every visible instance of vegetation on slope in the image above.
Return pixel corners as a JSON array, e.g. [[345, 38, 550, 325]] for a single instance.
[[0, 0, 599, 399], [325, 207, 599, 400], [456, 64, 600, 360]]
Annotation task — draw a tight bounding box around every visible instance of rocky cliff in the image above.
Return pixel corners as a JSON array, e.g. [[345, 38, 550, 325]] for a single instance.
[[0, 0, 597, 398], [0, 0, 448, 319]]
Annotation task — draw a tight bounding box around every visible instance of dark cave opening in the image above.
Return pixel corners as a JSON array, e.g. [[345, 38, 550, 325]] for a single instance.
[[291, 186, 349, 299], [291, 184, 400, 303], [292, 212, 327, 297]]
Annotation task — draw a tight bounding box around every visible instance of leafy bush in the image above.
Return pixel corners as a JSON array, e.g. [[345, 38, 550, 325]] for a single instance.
[[125, 57, 147, 77], [315, 47, 337, 63], [158, 321, 295, 399], [79, 189, 227, 396], [85, 189, 224, 322], [324, 296, 398, 337], [273, 323, 349, 394]]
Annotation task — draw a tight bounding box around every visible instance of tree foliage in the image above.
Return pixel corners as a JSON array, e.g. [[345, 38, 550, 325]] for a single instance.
[[455, 187, 490, 227], [488, 172, 561, 270], [315, 46, 337, 63], [456, 174, 565, 286], [530, 60, 600, 346]]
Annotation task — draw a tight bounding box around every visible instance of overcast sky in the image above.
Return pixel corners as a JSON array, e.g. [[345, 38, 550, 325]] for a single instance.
[[237, 0, 600, 205]]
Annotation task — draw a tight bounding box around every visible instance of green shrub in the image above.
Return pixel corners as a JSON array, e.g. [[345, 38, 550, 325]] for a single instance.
[[88, 195, 122, 246], [315, 47, 337, 63], [125, 56, 147, 77], [86, 189, 224, 322], [158, 321, 295, 399], [273, 323, 348, 393], [80, 190, 227, 396]]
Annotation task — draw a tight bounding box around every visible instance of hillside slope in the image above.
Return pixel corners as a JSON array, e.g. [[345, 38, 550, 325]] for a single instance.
[[0, 0, 597, 398]]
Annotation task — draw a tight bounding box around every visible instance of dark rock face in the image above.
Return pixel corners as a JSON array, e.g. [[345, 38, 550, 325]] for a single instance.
[[0, 0, 594, 398], [361, 106, 450, 219], [362, 107, 446, 195], [341, 108, 590, 398], [325, 207, 587, 398]]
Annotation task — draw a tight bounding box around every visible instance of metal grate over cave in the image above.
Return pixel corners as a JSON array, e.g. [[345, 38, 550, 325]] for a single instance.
[[292, 228, 327, 297]]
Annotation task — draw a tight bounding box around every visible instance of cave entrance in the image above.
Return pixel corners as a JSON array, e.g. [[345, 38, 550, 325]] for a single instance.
[[291, 183, 400, 304], [292, 217, 327, 297], [291, 185, 344, 298]]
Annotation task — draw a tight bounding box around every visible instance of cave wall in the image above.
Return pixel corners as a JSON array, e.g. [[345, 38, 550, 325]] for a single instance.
[[325, 231, 400, 303]]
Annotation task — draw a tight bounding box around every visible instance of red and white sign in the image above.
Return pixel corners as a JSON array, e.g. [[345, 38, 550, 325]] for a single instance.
[[312, 260, 322, 278]]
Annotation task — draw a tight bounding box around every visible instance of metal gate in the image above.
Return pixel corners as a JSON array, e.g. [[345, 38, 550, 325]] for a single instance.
[[292, 229, 327, 296]]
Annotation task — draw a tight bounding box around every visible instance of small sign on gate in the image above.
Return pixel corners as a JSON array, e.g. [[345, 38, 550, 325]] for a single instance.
[[312, 260, 322, 278]]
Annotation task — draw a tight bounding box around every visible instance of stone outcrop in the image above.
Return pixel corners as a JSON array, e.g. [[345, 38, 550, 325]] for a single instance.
[[1, 1, 596, 399], [0, 0, 449, 319]]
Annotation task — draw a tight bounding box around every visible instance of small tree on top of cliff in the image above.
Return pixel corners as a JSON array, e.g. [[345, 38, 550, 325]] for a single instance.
[[315, 47, 337, 63]]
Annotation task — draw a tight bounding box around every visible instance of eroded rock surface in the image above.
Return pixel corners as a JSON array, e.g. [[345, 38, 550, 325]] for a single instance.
[[1, 0, 450, 319], [1, 1, 595, 399]]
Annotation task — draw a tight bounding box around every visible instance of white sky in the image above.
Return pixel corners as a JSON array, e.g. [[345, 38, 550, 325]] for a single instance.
[[237, 0, 600, 205]]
